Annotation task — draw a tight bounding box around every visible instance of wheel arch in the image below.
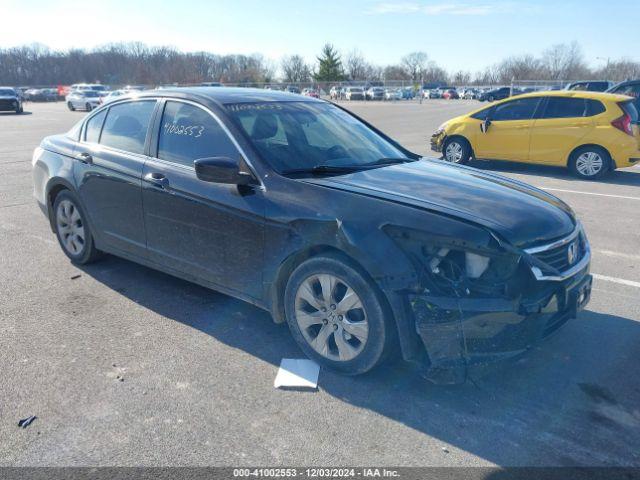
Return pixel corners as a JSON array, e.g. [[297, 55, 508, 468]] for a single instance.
[[270, 244, 380, 324], [269, 243, 405, 360], [567, 143, 614, 169], [443, 134, 475, 160], [45, 178, 76, 231]]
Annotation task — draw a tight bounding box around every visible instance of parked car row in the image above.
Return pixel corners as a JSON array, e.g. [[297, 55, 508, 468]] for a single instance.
[[329, 85, 415, 101]]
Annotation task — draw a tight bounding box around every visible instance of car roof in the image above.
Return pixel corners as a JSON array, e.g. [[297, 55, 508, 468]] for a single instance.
[[515, 90, 631, 101], [136, 86, 320, 105]]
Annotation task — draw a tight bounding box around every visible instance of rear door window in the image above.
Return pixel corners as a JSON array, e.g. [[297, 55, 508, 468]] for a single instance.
[[157, 101, 239, 167], [100, 101, 156, 154], [491, 98, 540, 121], [84, 109, 107, 143], [585, 100, 605, 117], [541, 97, 587, 119]]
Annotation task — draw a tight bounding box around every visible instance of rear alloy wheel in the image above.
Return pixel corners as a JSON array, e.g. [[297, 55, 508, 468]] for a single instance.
[[284, 255, 391, 375], [443, 138, 471, 164], [53, 191, 101, 264], [569, 146, 610, 180]]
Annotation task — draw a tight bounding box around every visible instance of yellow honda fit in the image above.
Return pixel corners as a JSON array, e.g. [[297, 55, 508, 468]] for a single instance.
[[430, 91, 640, 179]]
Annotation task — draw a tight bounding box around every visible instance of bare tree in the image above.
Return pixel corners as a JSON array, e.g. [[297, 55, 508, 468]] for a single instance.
[[281, 54, 311, 83], [401, 52, 429, 82], [496, 54, 545, 82], [345, 50, 370, 81], [383, 65, 411, 81], [542, 42, 589, 80], [452, 70, 471, 85]]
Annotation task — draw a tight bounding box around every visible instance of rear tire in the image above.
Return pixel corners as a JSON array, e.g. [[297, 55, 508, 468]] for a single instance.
[[284, 254, 393, 375], [568, 146, 611, 180], [443, 137, 471, 165], [52, 190, 102, 265], [85, 103, 92, 112]]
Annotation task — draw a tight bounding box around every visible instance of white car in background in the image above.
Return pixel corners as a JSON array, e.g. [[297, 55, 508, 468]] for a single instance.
[[100, 89, 132, 104], [70, 83, 108, 93], [65, 90, 101, 111], [384, 88, 402, 101]]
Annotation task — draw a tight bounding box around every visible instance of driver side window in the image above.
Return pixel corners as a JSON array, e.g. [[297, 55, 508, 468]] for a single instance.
[[491, 98, 540, 121]]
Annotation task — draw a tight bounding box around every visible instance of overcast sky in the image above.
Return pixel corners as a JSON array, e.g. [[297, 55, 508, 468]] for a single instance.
[[2, 0, 638, 72]]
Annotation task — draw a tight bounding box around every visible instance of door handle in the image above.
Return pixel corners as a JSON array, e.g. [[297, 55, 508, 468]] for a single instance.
[[75, 152, 93, 164], [144, 172, 169, 189]]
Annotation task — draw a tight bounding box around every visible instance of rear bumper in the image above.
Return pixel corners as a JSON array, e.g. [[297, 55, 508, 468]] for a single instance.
[[408, 266, 592, 384]]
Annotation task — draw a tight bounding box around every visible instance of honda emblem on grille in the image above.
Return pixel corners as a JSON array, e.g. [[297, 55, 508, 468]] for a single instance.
[[567, 242, 578, 265]]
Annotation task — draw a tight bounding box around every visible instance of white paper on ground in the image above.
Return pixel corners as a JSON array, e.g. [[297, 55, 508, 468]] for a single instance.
[[274, 358, 320, 390]]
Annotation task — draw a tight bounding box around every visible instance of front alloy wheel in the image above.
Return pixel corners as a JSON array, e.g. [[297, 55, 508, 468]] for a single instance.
[[294, 274, 369, 362], [284, 255, 392, 375]]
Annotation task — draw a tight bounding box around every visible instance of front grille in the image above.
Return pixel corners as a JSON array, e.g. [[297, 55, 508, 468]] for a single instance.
[[0, 99, 17, 110], [525, 225, 590, 281], [532, 233, 585, 273]]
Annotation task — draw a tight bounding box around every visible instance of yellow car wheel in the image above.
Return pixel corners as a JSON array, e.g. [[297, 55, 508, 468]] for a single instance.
[[443, 137, 471, 165], [569, 146, 611, 180]]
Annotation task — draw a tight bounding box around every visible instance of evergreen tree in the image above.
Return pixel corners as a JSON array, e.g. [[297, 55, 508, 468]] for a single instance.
[[314, 44, 345, 81]]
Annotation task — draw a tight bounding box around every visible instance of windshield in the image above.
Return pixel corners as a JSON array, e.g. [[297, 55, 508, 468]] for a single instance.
[[226, 101, 410, 174], [84, 91, 99, 97], [0, 89, 16, 96]]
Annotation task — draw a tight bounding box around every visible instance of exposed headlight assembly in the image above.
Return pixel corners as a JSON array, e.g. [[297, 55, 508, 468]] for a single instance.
[[433, 123, 448, 136], [385, 226, 522, 298]]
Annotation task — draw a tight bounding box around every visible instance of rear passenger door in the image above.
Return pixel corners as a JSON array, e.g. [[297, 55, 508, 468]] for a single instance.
[[141, 99, 265, 300], [75, 99, 157, 258], [529, 97, 600, 165]]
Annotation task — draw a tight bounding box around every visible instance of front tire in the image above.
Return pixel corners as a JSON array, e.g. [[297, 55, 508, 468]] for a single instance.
[[284, 254, 392, 375], [67, 102, 75, 111], [569, 146, 611, 180], [53, 190, 101, 264], [443, 137, 471, 164]]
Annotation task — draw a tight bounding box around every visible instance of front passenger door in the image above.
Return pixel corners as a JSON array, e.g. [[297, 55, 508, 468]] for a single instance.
[[141, 100, 265, 299], [473, 97, 541, 161]]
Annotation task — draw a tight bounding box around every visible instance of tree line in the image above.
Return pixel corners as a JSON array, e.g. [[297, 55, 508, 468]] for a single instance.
[[0, 41, 638, 87]]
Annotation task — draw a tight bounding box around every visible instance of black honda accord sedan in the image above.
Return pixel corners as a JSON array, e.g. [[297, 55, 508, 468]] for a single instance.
[[32, 88, 592, 383]]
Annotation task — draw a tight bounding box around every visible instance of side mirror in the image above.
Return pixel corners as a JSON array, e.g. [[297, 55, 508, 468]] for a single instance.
[[194, 157, 253, 185], [480, 119, 492, 133]]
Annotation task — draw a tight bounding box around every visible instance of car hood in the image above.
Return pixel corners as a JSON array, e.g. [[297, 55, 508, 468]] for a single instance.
[[303, 160, 575, 248], [0, 95, 18, 100]]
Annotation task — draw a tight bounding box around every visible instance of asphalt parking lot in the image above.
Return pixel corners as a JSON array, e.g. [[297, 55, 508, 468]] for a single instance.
[[1, 99, 639, 467]]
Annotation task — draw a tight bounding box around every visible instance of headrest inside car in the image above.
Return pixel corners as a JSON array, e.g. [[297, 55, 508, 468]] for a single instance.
[[251, 113, 278, 140], [112, 116, 142, 136]]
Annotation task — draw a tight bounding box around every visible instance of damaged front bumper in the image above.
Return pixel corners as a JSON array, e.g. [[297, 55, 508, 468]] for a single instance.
[[409, 267, 592, 384], [430, 131, 446, 153]]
